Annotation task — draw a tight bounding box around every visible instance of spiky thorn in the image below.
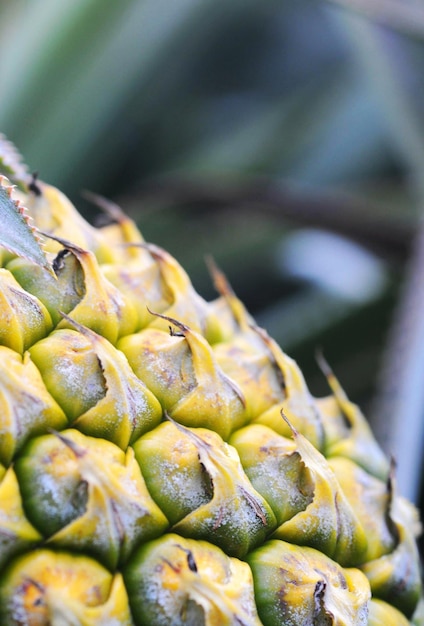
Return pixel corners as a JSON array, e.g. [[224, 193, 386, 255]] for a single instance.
[[280, 408, 298, 439], [164, 412, 218, 480], [382, 456, 401, 547], [82, 190, 127, 225], [39, 230, 87, 255], [47, 428, 86, 458], [117, 241, 164, 256], [164, 411, 210, 449], [36, 233, 81, 278], [148, 309, 246, 407], [315, 346, 332, 378], [247, 325, 286, 391], [206, 254, 256, 333], [57, 312, 100, 345], [315, 347, 350, 414], [205, 255, 235, 299], [146, 307, 189, 337]]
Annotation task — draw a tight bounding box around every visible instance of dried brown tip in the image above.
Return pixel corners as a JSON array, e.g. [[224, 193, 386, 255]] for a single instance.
[[82, 190, 127, 224], [280, 408, 298, 437], [146, 307, 190, 335], [205, 255, 235, 298]]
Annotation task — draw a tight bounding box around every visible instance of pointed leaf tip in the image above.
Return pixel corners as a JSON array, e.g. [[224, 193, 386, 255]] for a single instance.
[[280, 408, 297, 437], [0, 176, 53, 274]]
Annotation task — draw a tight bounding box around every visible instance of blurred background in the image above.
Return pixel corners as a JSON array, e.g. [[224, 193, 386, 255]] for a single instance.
[[1, 0, 424, 517]]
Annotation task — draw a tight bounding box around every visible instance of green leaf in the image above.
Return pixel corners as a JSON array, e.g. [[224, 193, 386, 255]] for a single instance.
[[0, 134, 30, 191], [0, 177, 52, 274]]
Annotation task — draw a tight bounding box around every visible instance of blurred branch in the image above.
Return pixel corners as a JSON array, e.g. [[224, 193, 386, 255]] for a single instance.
[[337, 16, 424, 501], [326, 0, 424, 38], [372, 219, 424, 502], [126, 177, 414, 262]]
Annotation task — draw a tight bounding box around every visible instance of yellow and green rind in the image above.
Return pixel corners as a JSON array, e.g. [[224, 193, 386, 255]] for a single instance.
[[0, 178, 422, 625]]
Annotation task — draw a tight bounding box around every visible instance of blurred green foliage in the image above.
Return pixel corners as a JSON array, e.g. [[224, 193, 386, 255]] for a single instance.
[[1, 0, 424, 502]]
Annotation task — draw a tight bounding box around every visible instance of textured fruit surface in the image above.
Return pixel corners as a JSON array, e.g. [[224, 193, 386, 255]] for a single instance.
[[0, 174, 423, 625]]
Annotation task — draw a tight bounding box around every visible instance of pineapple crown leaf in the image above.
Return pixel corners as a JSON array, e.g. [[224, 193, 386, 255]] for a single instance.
[[0, 133, 31, 191], [0, 176, 53, 275]]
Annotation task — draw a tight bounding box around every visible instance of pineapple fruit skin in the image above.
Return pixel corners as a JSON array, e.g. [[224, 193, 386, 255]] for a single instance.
[[0, 179, 422, 626]]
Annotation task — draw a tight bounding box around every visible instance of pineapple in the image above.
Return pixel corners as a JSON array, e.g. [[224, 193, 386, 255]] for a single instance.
[[0, 137, 423, 625]]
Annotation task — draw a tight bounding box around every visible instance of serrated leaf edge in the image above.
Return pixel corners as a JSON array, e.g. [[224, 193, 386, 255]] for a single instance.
[[0, 175, 53, 274], [0, 133, 31, 190]]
